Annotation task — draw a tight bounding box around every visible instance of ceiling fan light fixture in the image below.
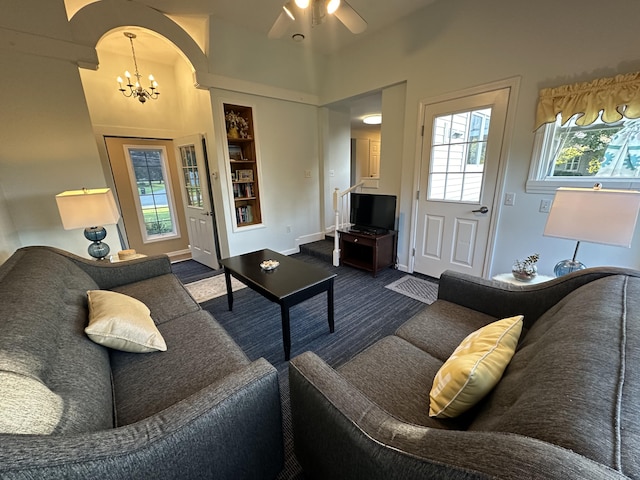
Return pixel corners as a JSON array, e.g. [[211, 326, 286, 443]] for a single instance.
[[283, 2, 296, 20], [295, 0, 310, 8], [327, 0, 341, 15], [363, 114, 382, 125]]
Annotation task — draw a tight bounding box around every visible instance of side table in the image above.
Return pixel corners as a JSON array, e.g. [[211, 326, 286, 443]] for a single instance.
[[492, 273, 555, 285]]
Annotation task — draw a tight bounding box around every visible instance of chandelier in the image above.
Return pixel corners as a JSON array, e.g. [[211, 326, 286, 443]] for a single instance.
[[116, 32, 159, 104]]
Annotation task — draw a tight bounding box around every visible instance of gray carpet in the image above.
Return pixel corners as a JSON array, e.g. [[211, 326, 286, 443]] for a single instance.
[[175, 253, 438, 479]]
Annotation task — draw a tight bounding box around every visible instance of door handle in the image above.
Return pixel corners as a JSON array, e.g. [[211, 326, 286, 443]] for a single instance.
[[201, 211, 213, 216], [472, 206, 489, 214]]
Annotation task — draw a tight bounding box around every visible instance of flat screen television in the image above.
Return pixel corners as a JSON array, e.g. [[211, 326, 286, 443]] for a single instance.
[[350, 193, 397, 234]]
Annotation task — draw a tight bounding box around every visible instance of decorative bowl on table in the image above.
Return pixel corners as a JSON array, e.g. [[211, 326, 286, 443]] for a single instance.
[[511, 253, 539, 282], [260, 260, 280, 271]]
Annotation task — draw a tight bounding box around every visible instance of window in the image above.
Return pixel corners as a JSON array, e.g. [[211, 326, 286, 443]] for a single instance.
[[124, 146, 180, 242], [428, 108, 492, 202], [527, 116, 640, 193], [527, 70, 640, 193]]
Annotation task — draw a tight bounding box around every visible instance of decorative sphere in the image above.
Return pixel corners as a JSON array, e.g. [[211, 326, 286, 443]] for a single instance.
[[84, 226, 107, 242], [88, 242, 110, 260], [554, 259, 586, 277]]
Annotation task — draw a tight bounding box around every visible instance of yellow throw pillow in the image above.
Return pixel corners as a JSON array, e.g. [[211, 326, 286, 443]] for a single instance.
[[85, 290, 167, 353], [429, 314, 523, 418]]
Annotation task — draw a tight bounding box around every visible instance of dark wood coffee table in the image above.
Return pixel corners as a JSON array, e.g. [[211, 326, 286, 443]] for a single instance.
[[219, 249, 337, 361]]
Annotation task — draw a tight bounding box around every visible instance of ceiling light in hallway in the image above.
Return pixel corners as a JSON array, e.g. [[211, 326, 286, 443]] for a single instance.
[[116, 32, 160, 104]]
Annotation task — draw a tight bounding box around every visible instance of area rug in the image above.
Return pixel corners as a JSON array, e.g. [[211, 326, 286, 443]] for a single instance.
[[184, 274, 246, 303], [385, 275, 439, 304]]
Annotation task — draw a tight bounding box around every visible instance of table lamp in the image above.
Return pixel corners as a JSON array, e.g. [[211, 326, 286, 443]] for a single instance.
[[56, 188, 121, 260], [543, 185, 640, 276]]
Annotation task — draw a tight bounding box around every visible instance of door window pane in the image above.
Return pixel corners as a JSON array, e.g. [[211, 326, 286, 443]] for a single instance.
[[126, 147, 178, 241], [179, 144, 203, 208], [428, 107, 492, 202]]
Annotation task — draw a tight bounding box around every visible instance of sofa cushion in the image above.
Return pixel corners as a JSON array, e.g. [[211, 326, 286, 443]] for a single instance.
[[396, 300, 499, 361], [0, 248, 113, 434], [112, 273, 200, 325], [429, 315, 523, 418], [337, 336, 472, 430], [469, 275, 640, 475], [109, 310, 251, 426], [86, 290, 167, 353]]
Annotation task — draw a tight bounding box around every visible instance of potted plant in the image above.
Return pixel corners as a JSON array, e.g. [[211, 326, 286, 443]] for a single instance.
[[512, 253, 539, 282]]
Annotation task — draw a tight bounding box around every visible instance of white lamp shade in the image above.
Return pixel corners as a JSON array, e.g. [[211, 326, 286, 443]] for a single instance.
[[544, 187, 640, 247], [56, 188, 120, 230]]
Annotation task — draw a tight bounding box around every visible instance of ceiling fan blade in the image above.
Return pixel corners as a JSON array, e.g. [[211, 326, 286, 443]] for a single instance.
[[334, 0, 367, 34], [268, 10, 291, 39]]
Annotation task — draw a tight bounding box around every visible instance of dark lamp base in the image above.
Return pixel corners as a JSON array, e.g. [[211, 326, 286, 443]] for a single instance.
[[84, 226, 110, 260]]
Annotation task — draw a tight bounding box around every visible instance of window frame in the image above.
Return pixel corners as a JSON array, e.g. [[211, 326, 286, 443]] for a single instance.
[[526, 118, 640, 194], [123, 144, 181, 243]]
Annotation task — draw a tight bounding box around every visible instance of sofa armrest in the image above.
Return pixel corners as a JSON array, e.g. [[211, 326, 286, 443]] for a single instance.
[[36, 246, 173, 289], [289, 351, 626, 480], [438, 266, 640, 327], [0, 358, 283, 480]]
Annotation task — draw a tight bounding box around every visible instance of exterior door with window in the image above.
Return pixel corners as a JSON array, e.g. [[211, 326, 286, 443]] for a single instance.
[[175, 135, 220, 270], [104, 137, 190, 258], [414, 88, 509, 278]]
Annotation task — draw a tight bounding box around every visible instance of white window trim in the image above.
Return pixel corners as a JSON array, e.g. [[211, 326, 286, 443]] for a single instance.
[[123, 144, 181, 243], [526, 123, 640, 194]]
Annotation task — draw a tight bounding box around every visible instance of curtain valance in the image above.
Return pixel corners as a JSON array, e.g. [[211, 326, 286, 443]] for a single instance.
[[535, 71, 640, 130]]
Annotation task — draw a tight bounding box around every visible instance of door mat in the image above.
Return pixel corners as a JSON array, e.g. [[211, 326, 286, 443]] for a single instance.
[[385, 275, 438, 304], [184, 275, 246, 303]]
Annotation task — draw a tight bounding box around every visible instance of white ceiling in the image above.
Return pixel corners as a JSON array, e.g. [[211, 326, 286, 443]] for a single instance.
[[127, 0, 436, 54], [70, 0, 435, 125]]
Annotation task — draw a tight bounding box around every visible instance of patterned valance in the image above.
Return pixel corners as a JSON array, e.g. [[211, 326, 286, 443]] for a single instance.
[[535, 71, 640, 130]]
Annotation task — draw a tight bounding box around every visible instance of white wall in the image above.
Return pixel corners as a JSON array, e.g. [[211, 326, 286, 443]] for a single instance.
[[318, 0, 640, 275], [0, 47, 116, 258], [3, 0, 640, 274], [211, 89, 322, 256], [321, 108, 351, 231]]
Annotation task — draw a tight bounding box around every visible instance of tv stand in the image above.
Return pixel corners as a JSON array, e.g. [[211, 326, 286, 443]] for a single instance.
[[339, 230, 397, 277]]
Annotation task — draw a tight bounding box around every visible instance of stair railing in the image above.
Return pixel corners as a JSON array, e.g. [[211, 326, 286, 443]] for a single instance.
[[332, 182, 364, 266]]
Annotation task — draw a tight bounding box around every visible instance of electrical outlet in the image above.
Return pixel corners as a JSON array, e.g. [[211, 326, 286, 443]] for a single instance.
[[286, 225, 291, 234], [504, 192, 516, 206], [329, 169, 335, 177], [539, 199, 552, 213]]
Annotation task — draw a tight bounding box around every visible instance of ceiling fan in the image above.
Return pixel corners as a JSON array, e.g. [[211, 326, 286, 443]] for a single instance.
[[268, 0, 367, 39]]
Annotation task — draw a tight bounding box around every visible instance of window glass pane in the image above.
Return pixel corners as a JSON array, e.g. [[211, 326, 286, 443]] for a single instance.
[[127, 148, 177, 240], [462, 173, 483, 201], [540, 116, 640, 179], [445, 173, 464, 200], [180, 145, 204, 208], [428, 173, 446, 200], [428, 107, 492, 202]]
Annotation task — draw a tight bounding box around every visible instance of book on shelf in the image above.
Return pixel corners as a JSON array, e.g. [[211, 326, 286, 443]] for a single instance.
[[232, 182, 255, 199], [236, 205, 254, 224]]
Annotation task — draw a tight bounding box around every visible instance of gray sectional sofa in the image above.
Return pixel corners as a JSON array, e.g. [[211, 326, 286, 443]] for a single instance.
[[0, 246, 283, 479], [290, 266, 640, 479]]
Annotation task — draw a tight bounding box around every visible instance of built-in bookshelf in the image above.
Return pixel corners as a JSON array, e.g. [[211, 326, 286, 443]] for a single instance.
[[223, 103, 262, 227]]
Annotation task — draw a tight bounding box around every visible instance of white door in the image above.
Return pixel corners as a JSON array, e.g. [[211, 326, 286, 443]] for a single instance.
[[175, 134, 220, 270], [414, 88, 509, 278]]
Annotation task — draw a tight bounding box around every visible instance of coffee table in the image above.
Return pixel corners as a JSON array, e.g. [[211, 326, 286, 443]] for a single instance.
[[219, 249, 337, 361]]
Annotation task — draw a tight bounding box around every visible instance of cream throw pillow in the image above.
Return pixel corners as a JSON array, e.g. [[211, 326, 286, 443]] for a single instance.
[[429, 314, 523, 418], [85, 290, 167, 353]]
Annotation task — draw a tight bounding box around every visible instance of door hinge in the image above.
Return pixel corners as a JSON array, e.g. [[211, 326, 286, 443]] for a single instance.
[[421, 125, 425, 137], [416, 190, 420, 201], [412, 248, 416, 257]]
